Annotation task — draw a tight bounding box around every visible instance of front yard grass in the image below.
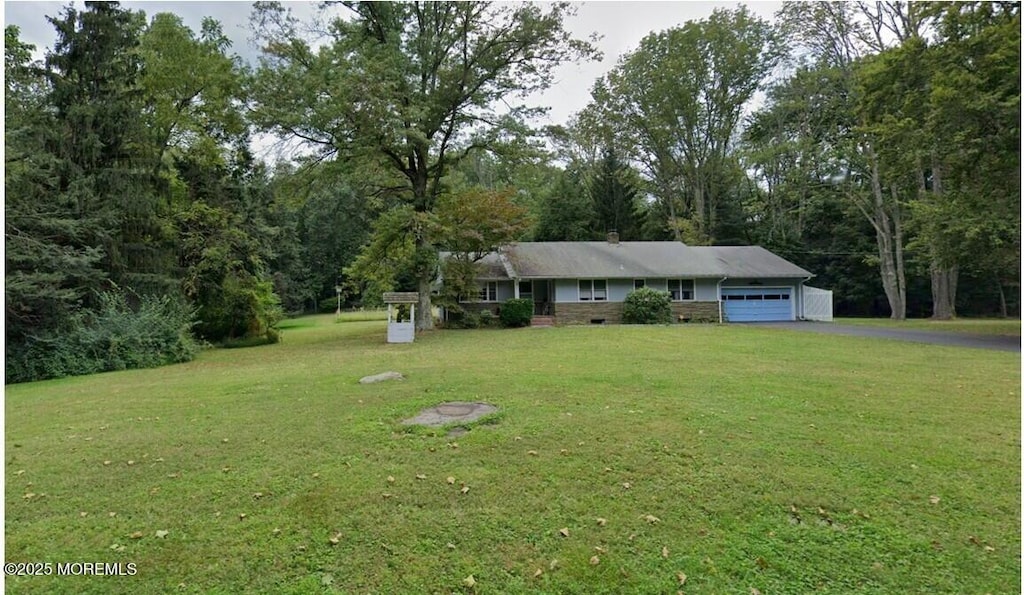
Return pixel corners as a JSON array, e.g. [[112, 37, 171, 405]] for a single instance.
[[5, 316, 1020, 594]]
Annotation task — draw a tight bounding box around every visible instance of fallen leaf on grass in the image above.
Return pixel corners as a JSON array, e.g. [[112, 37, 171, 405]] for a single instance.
[[751, 588, 762, 595], [381, 493, 393, 499], [596, 518, 607, 527], [80, 512, 88, 517], [387, 476, 395, 483], [559, 527, 570, 537], [460, 486, 470, 494], [239, 513, 247, 520], [109, 543, 125, 552], [155, 530, 169, 538], [929, 495, 941, 505], [527, 450, 538, 456], [549, 559, 559, 570], [272, 528, 281, 535], [642, 514, 661, 524], [129, 531, 144, 539], [103, 461, 111, 466], [329, 532, 342, 545], [622, 482, 632, 490], [463, 575, 476, 588], [589, 555, 600, 565], [594, 546, 607, 554], [253, 492, 264, 500], [446, 476, 456, 485], [662, 546, 669, 558], [677, 571, 687, 585], [415, 474, 427, 480], [532, 568, 543, 578]]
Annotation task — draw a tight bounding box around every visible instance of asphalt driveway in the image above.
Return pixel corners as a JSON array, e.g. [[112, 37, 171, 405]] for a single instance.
[[750, 321, 1021, 353]]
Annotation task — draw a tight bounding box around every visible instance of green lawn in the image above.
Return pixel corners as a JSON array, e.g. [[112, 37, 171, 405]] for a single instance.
[[5, 317, 1020, 594], [835, 317, 1021, 337]]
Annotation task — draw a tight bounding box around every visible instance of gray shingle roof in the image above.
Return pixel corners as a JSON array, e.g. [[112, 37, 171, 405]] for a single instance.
[[484, 242, 811, 280]]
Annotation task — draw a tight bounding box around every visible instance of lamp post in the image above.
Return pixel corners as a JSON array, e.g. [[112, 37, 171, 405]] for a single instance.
[[335, 285, 342, 315]]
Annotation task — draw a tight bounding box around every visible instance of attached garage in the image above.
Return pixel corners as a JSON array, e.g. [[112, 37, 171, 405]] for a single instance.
[[721, 287, 794, 322]]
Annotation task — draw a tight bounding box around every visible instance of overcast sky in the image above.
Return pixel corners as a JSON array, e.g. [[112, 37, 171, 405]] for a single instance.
[[5, 1, 783, 154]]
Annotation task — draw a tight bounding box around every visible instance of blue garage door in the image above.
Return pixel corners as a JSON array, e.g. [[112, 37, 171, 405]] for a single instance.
[[722, 288, 793, 322]]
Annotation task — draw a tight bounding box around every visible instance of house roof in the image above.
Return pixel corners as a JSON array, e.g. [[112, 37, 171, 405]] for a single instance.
[[468, 241, 811, 280]]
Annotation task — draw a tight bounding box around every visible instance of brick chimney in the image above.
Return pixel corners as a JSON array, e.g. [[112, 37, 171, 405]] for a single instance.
[[607, 231, 619, 244]]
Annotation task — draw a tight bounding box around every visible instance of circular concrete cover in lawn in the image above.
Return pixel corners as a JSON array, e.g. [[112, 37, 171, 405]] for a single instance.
[[402, 402, 498, 428]]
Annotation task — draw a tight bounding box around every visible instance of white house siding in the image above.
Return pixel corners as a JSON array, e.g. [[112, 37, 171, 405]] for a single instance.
[[554, 279, 578, 302], [607, 279, 635, 302], [695, 279, 719, 301]]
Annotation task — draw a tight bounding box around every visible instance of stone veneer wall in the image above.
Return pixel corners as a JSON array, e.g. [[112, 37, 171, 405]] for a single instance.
[[553, 302, 624, 324], [670, 301, 721, 322], [553, 301, 721, 324]]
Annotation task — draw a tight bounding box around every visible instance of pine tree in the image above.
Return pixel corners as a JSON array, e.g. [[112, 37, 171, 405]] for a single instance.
[[589, 147, 640, 240]]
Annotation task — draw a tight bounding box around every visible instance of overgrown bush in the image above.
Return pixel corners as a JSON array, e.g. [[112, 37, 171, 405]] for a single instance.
[[6, 290, 199, 384], [194, 274, 283, 344], [478, 309, 498, 328], [500, 298, 534, 328], [622, 287, 672, 324], [444, 309, 480, 329]]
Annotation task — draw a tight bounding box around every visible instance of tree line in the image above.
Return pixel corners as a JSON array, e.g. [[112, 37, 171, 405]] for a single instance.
[[5, 1, 1019, 383]]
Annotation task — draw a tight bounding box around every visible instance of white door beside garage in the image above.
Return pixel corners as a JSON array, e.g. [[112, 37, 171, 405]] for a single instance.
[[721, 287, 794, 322]]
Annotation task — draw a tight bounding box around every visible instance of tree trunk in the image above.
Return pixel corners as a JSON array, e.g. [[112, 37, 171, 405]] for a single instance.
[[930, 265, 958, 319], [412, 230, 435, 331], [864, 144, 905, 320], [997, 279, 1007, 318], [926, 158, 958, 321], [891, 185, 907, 319]]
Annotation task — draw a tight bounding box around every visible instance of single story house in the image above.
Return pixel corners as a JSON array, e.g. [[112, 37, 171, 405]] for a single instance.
[[444, 234, 823, 324]]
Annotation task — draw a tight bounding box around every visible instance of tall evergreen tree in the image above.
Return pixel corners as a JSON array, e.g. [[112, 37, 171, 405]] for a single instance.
[[534, 168, 596, 241], [44, 2, 171, 295], [589, 147, 640, 240]]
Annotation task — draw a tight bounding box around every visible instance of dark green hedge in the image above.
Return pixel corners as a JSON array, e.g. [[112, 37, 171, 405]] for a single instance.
[[500, 298, 534, 328], [622, 287, 672, 324]]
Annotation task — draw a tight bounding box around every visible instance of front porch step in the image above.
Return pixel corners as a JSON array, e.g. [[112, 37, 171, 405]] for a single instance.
[[530, 316, 556, 327]]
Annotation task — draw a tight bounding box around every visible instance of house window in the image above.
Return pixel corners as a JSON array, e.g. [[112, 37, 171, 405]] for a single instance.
[[634, 279, 646, 290], [478, 281, 497, 302], [668, 279, 694, 301], [579, 279, 607, 301], [518, 281, 533, 300]]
